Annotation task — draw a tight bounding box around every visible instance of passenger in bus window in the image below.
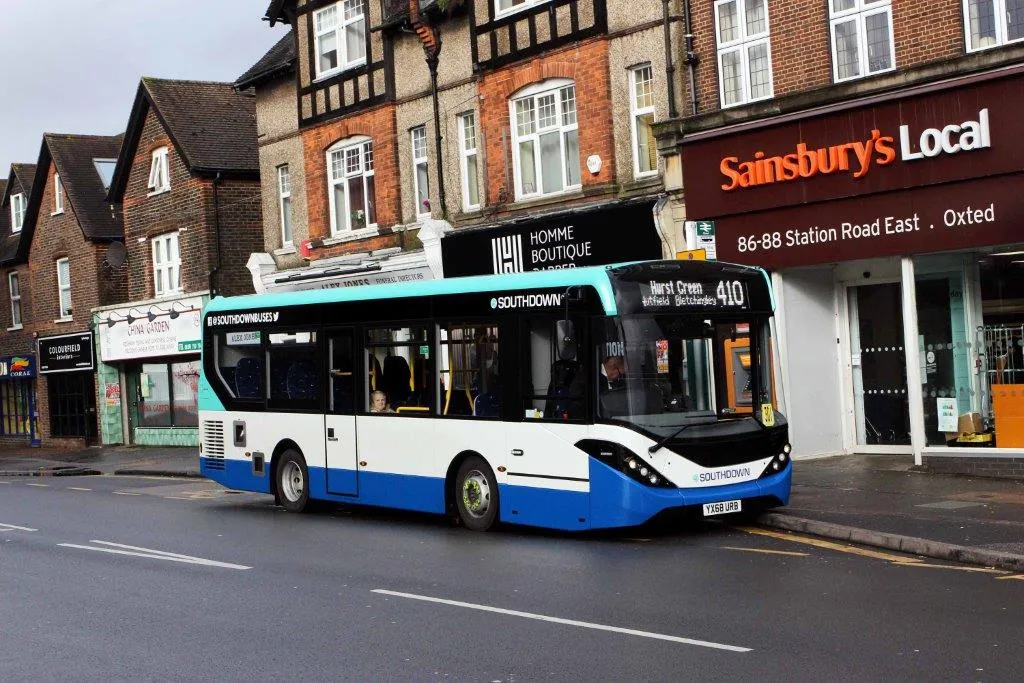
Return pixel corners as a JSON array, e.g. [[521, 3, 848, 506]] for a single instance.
[[370, 390, 394, 413], [601, 355, 626, 392]]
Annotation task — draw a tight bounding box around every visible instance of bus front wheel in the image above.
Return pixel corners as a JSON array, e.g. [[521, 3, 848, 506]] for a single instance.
[[276, 449, 309, 513], [455, 457, 499, 532]]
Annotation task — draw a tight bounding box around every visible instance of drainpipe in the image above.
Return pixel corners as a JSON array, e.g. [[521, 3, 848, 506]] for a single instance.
[[208, 172, 223, 297], [662, 0, 678, 119], [427, 44, 448, 219], [682, 0, 698, 115]]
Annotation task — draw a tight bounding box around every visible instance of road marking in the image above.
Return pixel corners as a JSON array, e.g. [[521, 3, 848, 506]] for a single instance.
[[57, 540, 251, 570], [67, 487, 91, 491], [0, 522, 38, 532], [995, 574, 1024, 581], [890, 561, 1008, 574], [738, 527, 923, 563], [372, 589, 752, 653], [721, 546, 808, 557], [164, 496, 197, 500], [113, 492, 142, 496], [25, 483, 48, 487]]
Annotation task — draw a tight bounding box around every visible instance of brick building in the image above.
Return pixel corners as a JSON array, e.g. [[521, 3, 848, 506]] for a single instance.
[[0, 164, 38, 445], [18, 134, 127, 446], [653, 0, 1024, 474], [95, 78, 263, 447], [241, 0, 682, 291]]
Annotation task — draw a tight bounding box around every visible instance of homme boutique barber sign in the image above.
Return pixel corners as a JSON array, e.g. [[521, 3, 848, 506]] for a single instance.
[[681, 69, 1024, 269]]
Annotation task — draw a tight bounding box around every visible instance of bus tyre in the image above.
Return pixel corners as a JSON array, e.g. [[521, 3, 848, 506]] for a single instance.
[[276, 449, 310, 513], [455, 457, 499, 532]]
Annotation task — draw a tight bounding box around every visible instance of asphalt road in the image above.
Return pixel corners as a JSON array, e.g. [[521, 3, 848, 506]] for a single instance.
[[1, 475, 1021, 681]]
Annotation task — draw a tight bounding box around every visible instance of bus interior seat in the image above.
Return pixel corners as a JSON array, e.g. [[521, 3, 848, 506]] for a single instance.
[[382, 355, 412, 409], [234, 357, 263, 398], [473, 392, 501, 417], [286, 360, 317, 400]]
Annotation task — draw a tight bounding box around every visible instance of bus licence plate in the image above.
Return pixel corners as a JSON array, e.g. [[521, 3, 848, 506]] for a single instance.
[[703, 500, 741, 516]]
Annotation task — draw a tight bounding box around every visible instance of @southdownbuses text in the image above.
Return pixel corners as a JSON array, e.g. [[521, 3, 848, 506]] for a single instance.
[[735, 202, 996, 254]]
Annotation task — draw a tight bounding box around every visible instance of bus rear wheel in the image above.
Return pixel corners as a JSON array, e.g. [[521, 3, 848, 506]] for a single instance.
[[276, 449, 309, 513], [455, 457, 499, 532]]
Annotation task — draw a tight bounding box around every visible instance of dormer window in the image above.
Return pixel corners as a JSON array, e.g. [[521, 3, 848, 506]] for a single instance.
[[148, 147, 170, 194], [314, 0, 366, 80], [53, 174, 64, 214], [10, 193, 26, 232]]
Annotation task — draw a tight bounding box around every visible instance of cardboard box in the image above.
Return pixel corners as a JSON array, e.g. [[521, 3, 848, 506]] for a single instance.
[[957, 412, 984, 434]]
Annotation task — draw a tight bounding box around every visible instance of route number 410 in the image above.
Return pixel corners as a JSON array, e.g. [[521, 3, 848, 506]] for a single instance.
[[716, 280, 745, 307]]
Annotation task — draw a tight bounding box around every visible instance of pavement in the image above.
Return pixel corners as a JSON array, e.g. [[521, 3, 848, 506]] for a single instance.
[[2, 444, 1023, 571]]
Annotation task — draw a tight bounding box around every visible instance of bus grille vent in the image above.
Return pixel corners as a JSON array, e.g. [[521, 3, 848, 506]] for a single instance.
[[203, 459, 226, 471], [202, 420, 225, 457]]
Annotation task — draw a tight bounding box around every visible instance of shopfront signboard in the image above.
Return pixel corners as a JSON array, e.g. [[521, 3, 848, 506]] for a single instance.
[[38, 331, 95, 374], [441, 200, 662, 277], [0, 355, 34, 379], [679, 68, 1024, 269], [97, 296, 204, 362]]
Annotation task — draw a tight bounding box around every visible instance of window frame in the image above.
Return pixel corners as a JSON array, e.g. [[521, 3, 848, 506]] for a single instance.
[[495, 0, 552, 19], [277, 164, 293, 246], [411, 125, 430, 218], [326, 136, 376, 237], [629, 64, 658, 180], [56, 257, 72, 320], [713, 0, 774, 108], [458, 111, 481, 211], [313, 0, 367, 81], [151, 232, 182, 299], [10, 192, 26, 232], [53, 173, 64, 215], [829, 0, 896, 83], [147, 147, 170, 195], [963, 0, 1024, 52], [8, 272, 22, 330], [509, 78, 582, 202]]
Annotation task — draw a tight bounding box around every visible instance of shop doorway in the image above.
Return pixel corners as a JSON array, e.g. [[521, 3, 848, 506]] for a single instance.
[[48, 372, 98, 441], [845, 282, 911, 448]]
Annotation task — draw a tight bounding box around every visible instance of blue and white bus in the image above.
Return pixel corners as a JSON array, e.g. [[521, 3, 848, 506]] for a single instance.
[[198, 260, 791, 531]]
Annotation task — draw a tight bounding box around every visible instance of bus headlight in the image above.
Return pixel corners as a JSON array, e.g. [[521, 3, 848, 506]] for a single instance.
[[575, 440, 674, 488]]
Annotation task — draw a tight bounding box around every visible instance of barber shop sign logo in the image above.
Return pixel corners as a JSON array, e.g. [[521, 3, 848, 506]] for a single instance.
[[491, 235, 524, 274]]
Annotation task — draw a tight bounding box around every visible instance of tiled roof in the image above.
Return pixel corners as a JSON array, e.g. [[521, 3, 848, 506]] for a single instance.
[[142, 78, 259, 173], [0, 165, 36, 264], [45, 133, 124, 242], [236, 30, 295, 89]]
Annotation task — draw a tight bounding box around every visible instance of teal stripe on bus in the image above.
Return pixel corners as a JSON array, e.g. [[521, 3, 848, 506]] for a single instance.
[[203, 263, 622, 315]]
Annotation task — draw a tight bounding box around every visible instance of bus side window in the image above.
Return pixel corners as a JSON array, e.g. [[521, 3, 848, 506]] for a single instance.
[[522, 318, 584, 420], [438, 323, 500, 418], [365, 326, 431, 414], [215, 331, 263, 399], [267, 331, 319, 405]]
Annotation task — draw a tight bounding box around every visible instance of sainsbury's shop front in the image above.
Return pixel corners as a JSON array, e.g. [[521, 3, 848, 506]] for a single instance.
[[678, 63, 1024, 475]]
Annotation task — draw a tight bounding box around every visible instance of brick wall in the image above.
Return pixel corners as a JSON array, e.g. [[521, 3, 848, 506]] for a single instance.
[[686, 0, 966, 116], [300, 102, 400, 242], [477, 37, 615, 207], [122, 107, 261, 298]]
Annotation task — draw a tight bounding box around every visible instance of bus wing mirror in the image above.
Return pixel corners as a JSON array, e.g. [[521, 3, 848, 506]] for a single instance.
[[557, 320, 577, 361]]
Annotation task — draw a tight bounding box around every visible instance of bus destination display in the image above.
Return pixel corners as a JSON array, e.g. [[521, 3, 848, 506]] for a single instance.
[[640, 279, 748, 310]]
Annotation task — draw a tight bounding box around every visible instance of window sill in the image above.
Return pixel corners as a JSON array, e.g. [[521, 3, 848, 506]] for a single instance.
[[147, 188, 171, 198], [154, 291, 184, 299], [274, 244, 297, 256], [6, 325, 23, 332], [51, 210, 64, 217], [833, 64, 897, 85], [313, 60, 367, 84], [54, 317, 74, 324], [323, 227, 379, 245], [513, 187, 584, 208]]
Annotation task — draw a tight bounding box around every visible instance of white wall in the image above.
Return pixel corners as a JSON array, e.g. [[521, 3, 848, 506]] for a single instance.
[[779, 267, 845, 457]]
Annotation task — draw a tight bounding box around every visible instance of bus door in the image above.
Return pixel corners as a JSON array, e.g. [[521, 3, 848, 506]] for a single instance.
[[325, 329, 358, 496]]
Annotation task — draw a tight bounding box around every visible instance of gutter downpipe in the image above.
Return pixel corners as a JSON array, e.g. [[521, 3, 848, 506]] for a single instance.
[[682, 0, 698, 115], [662, 0, 678, 119], [208, 171, 223, 298], [427, 43, 448, 219]]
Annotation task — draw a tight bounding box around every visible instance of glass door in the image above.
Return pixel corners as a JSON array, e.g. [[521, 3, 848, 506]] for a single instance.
[[848, 283, 911, 446]]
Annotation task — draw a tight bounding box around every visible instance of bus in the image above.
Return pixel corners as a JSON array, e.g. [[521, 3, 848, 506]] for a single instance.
[[198, 259, 791, 531]]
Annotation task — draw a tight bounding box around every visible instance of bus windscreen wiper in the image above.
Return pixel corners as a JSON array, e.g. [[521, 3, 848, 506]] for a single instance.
[[648, 418, 715, 454]]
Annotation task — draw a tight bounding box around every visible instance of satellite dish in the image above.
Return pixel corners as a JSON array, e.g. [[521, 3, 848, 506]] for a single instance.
[[106, 241, 126, 268]]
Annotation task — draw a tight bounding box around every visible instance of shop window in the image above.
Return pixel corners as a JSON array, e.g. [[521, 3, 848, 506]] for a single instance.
[[438, 323, 500, 417], [964, 0, 1024, 52], [48, 373, 98, 438], [0, 378, 33, 436], [366, 326, 431, 414], [136, 361, 199, 428], [630, 65, 658, 178], [714, 0, 773, 107], [830, 0, 894, 83], [522, 317, 586, 421], [267, 331, 319, 407], [327, 137, 376, 235], [510, 79, 581, 200]]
